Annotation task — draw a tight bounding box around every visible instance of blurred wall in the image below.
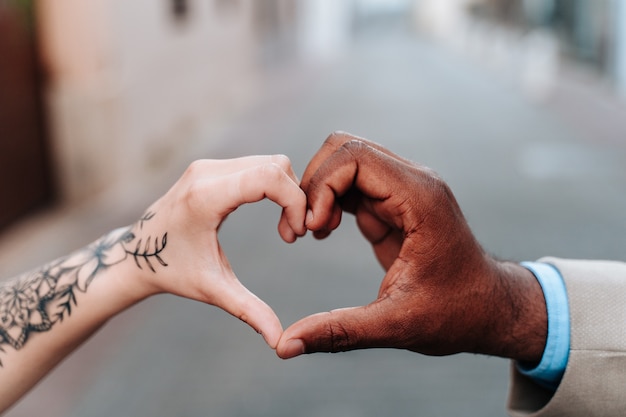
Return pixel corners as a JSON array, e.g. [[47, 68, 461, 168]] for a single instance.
[[0, 2, 52, 229], [36, 0, 289, 202]]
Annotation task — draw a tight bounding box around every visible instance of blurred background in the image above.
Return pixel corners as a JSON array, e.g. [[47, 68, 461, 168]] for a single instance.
[[1, 0, 626, 416]]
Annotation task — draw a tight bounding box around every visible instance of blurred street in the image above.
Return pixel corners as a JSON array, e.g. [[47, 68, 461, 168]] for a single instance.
[[3, 18, 626, 417]]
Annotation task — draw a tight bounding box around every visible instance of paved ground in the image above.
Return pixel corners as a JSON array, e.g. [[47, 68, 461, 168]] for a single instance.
[[4, 22, 626, 417]]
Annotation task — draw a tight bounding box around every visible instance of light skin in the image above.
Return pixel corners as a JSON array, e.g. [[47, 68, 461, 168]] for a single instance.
[[276, 132, 548, 363], [0, 155, 307, 412]]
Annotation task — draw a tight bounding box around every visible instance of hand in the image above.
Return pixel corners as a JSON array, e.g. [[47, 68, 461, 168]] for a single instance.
[[126, 155, 307, 348], [0, 155, 306, 411], [276, 133, 547, 361]]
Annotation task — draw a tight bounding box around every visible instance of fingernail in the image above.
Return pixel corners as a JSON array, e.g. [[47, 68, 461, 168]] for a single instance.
[[305, 209, 314, 226], [281, 339, 305, 359]]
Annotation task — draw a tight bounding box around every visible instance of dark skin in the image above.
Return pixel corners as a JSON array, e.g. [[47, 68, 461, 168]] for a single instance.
[[276, 132, 547, 363]]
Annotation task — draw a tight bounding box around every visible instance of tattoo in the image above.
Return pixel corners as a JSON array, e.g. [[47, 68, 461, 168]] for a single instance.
[[0, 212, 168, 361], [138, 211, 156, 230], [127, 233, 168, 273]]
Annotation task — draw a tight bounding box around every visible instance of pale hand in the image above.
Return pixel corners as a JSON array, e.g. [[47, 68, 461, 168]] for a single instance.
[[131, 155, 307, 348], [0, 155, 306, 411]]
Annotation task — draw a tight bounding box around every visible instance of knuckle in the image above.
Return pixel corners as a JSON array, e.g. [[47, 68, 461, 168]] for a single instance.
[[306, 171, 324, 195], [182, 180, 209, 214], [270, 154, 292, 171], [324, 130, 352, 147], [406, 165, 449, 202], [340, 138, 369, 158], [184, 159, 207, 178], [421, 166, 443, 183], [261, 162, 285, 182], [326, 316, 356, 352], [237, 311, 250, 325], [424, 170, 453, 202]]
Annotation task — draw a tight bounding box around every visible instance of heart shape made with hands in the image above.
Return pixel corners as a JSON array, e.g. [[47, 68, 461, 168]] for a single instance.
[[170, 134, 484, 362], [219, 197, 372, 348], [182, 133, 548, 365], [178, 141, 401, 358], [173, 147, 389, 357]]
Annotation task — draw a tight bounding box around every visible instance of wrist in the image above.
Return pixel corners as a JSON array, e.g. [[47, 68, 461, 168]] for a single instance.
[[476, 260, 548, 362], [99, 259, 157, 310], [516, 261, 570, 389], [67, 226, 161, 315], [100, 223, 169, 303]]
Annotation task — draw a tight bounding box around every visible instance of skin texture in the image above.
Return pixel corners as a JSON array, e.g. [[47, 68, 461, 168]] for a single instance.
[[277, 132, 548, 363], [0, 155, 306, 412]]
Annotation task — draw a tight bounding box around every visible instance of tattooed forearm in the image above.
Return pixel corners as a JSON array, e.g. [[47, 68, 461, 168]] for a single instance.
[[0, 213, 167, 361]]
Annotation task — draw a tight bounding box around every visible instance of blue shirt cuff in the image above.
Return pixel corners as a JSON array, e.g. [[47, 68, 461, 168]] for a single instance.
[[516, 261, 570, 391]]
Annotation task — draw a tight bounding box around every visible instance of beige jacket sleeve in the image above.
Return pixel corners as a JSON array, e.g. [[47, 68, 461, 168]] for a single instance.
[[507, 257, 626, 417]]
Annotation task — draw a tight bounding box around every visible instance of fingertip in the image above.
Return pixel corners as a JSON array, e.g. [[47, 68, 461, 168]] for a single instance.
[[293, 220, 307, 238], [304, 208, 328, 234], [278, 208, 306, 243], [255, 314, 283, 349], [305, 201, 341, 235], [313, 229, 331, 240], [276, 338, 306, 359], [262, 329, 281, 350], [305, 209, 314, 227], [281, 229, 297, 243], [278, 216, 297, 243], [282, 190, 307, 237]]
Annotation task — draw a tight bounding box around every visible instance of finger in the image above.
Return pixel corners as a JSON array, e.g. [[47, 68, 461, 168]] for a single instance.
[[355, 206, 402, 270], [278, 208, 301, 243], [203, 163, 307, 238], [301, 132, 415, 192], [276, 301, 394, 359], [355, 205, 390, 244], [186, 155, 300, 182], [303, 145, 357, 232], [214, 277, 284, 348], [308, 202, 342, 239], [236, 164, 307, 238], [217, 154, 306, 243], [305, 140, 401, 232], [271, 154, 301, 184]]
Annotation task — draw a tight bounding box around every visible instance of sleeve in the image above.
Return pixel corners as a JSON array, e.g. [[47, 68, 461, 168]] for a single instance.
[[517, 262, 570, 391], [507, 258, 626, 417]]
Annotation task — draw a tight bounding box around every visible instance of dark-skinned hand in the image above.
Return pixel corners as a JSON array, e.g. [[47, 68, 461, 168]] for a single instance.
[[277, 132, 547, 362]]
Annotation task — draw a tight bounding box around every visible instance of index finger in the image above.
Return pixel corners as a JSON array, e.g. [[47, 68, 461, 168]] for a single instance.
[[304, 140, 410, 233], [188, 155, 300, 184], [219, 163, 307, 241], [301, 131, 415, 193]]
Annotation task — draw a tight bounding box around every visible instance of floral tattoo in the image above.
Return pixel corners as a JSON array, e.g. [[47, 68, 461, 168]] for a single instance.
[[0, 212, 167, 362]]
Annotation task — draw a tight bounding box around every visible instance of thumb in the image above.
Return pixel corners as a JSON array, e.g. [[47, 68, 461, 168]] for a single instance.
[[276, 303, 390, 359], [213, 278, 284, 349]]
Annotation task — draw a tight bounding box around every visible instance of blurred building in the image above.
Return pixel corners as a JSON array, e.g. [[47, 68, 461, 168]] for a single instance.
[[1, 0, 403, 231], [37, 0, 301, 203], [467, 0, 614, 72], [0, 0, 303, 231], [417, 0, 626, 93], [3, 0, 624, 231], [1, 0, 389, 231]]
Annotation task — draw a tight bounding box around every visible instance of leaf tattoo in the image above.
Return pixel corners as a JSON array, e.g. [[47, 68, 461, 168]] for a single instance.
[[0, 211, 168, 363], [127, 233, 168, 272]]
